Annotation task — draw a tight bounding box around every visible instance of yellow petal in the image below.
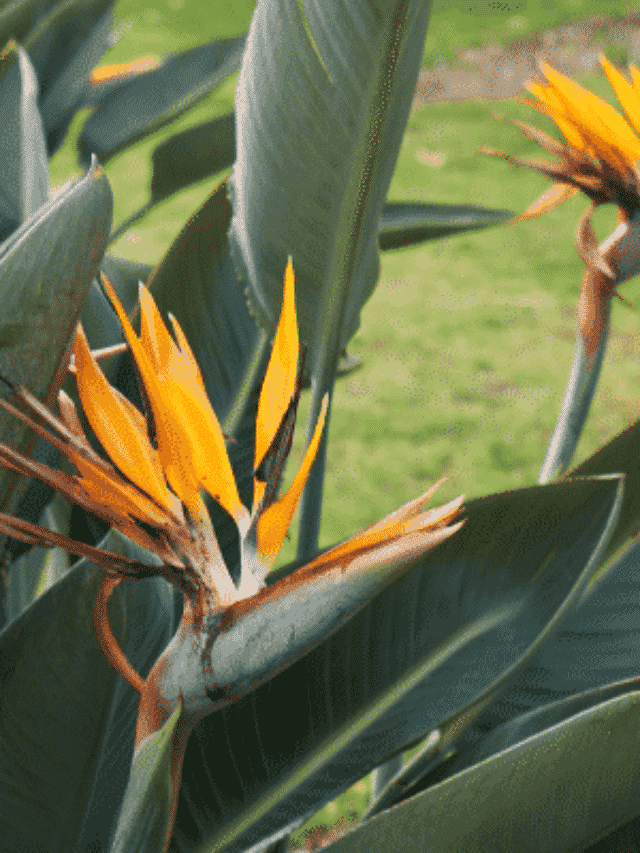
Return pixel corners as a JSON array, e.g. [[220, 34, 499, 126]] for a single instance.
[[102, 274, 248, 528], [600, 54, 640, 137], [525, 82, 591, 152], [538, 59, 640, 166], [256, 393, 328, 564], [74, 324, 181, 519], [255, 257, 300, 472]]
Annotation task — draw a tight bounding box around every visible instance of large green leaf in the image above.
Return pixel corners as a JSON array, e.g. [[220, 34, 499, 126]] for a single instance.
[[23, 0, 115, 153], [322, 689, 640, 853], [227, 0, 432, 367], [398, 531, 640, 803], [78, 36, 246, 165], [0, 530, 183, 853], [0, 476, 621, 851], [167, 475, 621, 853], [0, 155, 112, 530]]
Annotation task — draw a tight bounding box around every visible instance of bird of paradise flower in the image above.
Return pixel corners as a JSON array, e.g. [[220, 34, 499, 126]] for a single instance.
[[0, 258, 464, 694], [482, 55, 640, 363]]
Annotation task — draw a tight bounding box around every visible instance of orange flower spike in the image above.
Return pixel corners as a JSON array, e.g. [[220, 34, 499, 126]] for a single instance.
[[254, 256, 300, 509], [137, 282, 248, 531], [73, 324, 182, 520], [256, 394, 328, 565], [538, 59, 640, 165], [101, 274, 248, 530]]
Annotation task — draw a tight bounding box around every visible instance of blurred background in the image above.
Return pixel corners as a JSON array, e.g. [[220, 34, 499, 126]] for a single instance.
[[48, 3, 640, 845]]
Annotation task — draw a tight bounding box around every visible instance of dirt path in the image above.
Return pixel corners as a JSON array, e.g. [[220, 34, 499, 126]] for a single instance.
[[412, 8, 640, 107]]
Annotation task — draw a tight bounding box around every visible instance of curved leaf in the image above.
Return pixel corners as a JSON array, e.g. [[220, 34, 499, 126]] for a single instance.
[[23, 0, 116, 154], [0, 155, 112, 524], [322, 690, 640, 853], [150, 111, 235, 205], [568, 417, 640, 562], [405, 532, 640, 798], [377, 202, 516, 251], [37, 5, 114, 154], [0, 40, 48, 238], [0, 529, 183, 853], [3, 491, 71, 624], [79, 36, 246, 165], [168, 475, 621, 853], [109, 702, 182, 853]]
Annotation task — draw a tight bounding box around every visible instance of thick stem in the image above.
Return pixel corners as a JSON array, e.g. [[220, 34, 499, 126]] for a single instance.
[[538, 319, 609, 484]]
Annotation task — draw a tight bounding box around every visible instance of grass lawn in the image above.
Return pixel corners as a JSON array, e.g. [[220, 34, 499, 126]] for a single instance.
[[47, 1, 640, 848]]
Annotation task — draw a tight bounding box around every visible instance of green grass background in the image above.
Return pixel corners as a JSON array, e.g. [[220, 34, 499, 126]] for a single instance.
[[48, 0, 640, 848]]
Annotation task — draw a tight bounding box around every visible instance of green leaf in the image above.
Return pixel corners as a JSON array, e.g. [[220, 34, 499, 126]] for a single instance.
[[322, 690, 640, 853], [37, 5, 114, 154], [0, 155, 112, 523], [568, 417, 640, 562], [0, 0, 59, 50], [79, 36, 246, 165], [150, 112, 235, 205], [167, 475, 621, 853], [3, 491, 70, 624], [109, 702, 182, 853], [227, 0, 432, 355], [405, 532, 640, 800], [0, 529, 183, 852], [227, 0, 435, 559], [24, 0, 116, 153], [0, 40, 48, 236], [377, 201, 516, 251]]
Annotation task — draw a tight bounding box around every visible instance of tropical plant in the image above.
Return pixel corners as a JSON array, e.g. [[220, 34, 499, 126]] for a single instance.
[[1, 0, 639, 851]]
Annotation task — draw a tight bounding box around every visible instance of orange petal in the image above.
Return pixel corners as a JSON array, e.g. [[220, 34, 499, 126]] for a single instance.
[[538, 59, 640, 168], [255, 257, 300, 472], [600, 54, 640, 137], [74, 324, 181, 520], [102, 274, 248, 529], [300, 492, 464, 575], [510, 182, 580, 225], [256, 393, 328, 564]]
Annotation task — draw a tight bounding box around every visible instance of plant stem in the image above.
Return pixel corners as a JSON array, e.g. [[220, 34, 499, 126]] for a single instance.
[[538, 318, 609, 484]]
